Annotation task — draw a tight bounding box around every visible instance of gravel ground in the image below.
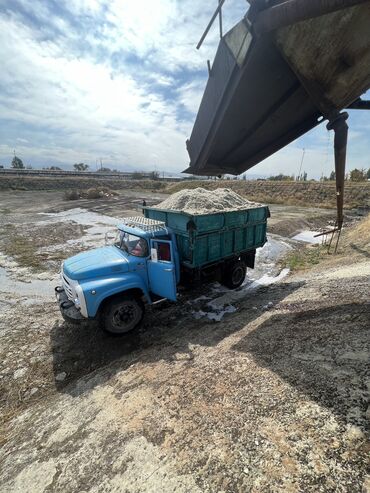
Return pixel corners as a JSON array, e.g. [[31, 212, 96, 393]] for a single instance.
[[0, 191, 369, 493]]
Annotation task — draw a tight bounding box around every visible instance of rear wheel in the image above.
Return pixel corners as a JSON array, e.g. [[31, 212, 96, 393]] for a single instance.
[[222, 260, 246, 289], [102, 295, 144, 335]]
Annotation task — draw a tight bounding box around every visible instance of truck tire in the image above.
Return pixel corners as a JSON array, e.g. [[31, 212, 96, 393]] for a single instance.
[[102, 295, 144, 335], [223, 260, 246, 289]]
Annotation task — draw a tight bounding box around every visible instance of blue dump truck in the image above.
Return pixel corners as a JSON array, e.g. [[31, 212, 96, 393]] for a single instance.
[[56, 204, 270, 334]]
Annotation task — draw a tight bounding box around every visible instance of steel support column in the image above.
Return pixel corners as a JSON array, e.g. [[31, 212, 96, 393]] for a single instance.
[[327, 112, 349, 231]]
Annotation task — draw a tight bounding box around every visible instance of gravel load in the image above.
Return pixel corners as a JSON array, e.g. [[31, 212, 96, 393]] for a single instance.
[[154, 187, 262, 214]]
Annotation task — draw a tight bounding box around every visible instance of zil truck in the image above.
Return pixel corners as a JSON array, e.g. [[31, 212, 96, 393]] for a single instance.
[[55, 204, 270, 334]]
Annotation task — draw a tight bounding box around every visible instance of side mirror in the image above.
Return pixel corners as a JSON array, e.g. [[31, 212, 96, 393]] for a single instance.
[[105, 231, 116, 245]]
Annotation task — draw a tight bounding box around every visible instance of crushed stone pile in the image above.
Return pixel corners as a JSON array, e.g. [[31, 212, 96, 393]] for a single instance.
[[154, 188, 262, 214]]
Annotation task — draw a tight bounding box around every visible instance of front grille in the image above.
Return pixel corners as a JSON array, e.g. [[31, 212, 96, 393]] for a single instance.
[[62, 274, 74, 301]]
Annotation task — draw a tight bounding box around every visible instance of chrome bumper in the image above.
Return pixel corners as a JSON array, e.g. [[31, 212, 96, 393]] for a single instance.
[[55, 286, 85, 324]]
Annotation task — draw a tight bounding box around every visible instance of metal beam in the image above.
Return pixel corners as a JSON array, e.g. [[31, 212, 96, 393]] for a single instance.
[[253, 0, 370, 35], [197, 0, 227, 49], [347, 98, 370, 110], [219, 0, 223, 38]]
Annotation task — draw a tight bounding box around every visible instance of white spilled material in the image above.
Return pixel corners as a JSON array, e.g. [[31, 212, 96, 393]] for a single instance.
[[208, 268, 290, 312], [38, 208, 119, 228], [191, 268, 290, 322], [292, 231, 322, 244], [192, 305, 237, 322], [190, 233, 293, 322], [37, 208, 120, 248]]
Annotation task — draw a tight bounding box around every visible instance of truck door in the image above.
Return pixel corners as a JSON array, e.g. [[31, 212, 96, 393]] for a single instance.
[[147, 239, 177, 301]]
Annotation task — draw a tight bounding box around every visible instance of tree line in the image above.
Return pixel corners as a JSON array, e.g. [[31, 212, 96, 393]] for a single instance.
[[267, 169, 370, 182], [7, 156, 160, 179]]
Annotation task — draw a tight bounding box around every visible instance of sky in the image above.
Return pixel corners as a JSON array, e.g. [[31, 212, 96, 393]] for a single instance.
[[0, 0, 369, 178]]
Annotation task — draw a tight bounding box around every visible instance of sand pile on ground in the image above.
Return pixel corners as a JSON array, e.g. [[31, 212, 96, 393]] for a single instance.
[[154, 188, 261, 214], [342, 214, 370, 251]]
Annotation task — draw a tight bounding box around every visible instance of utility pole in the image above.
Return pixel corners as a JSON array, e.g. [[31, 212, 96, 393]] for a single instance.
[[297, 148, 305, 181]]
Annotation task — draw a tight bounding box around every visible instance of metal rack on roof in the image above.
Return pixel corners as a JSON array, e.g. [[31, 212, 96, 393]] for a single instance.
[[121, 216, 167, 233]]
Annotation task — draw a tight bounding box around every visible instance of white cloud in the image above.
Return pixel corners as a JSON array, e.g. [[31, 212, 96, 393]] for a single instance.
[[176, 80, 205, 116], [0, 9, 193, 170], [104, 0, 176, 56], [63, 0, 102, 15]]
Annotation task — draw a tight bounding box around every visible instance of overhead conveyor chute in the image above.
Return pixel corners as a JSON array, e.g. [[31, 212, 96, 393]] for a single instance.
[[184, 0, 370, 249]]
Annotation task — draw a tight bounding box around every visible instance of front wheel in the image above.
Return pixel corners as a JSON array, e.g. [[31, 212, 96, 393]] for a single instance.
[[102, 295, 144, 335], [222, 260, 246, 289]]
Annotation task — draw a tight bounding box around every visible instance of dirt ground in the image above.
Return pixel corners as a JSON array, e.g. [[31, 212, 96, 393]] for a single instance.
[[0, 190, 369, 493]]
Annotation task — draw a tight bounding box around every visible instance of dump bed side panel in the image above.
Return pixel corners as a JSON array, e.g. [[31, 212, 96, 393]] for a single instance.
[[143, 206, 269, 269], [191, 223, 266, 267]]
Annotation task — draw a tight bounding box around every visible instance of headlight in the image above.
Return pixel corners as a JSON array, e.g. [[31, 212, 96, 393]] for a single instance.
[[75, 284, 88, 318]]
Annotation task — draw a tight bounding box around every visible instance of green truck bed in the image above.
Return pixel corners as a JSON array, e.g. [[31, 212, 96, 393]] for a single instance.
[[143, 205, 270, 269]]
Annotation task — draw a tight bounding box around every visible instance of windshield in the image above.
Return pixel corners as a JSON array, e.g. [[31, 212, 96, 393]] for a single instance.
[[115, 231, 148, 258]]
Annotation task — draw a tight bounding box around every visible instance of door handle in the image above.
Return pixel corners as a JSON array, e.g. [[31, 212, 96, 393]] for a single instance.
[[164, 268, 173, 272]]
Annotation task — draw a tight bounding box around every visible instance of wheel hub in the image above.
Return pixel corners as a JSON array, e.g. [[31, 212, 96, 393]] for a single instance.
[[232, 266, 244, 285], [113, 303, 137, 328]]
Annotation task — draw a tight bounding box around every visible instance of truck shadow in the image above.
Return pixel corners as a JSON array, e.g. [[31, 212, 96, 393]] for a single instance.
[[231, 302, 369, 428], [50, 279, 304, 395]]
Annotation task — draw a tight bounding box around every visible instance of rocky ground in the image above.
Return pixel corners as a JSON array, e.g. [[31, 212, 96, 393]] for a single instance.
[[0, 190, 369, 493]]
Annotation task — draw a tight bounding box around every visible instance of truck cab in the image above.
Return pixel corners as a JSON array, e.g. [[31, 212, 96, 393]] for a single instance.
[[56, 217, 180, 334]]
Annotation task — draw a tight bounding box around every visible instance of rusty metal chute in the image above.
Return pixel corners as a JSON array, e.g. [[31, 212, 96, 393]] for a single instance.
[[185, 0, 370, 249]]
